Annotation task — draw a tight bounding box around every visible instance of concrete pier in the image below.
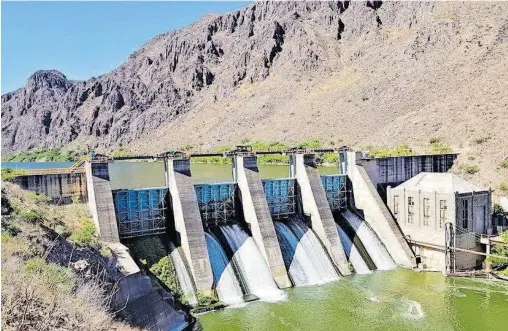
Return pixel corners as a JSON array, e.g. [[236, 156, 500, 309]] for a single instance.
[[233, 155, 292, 288], [346, 152, 417, 268], [165, 158, 214, 296], [85, 162, 120, 243], [289, 153, 351, 276]]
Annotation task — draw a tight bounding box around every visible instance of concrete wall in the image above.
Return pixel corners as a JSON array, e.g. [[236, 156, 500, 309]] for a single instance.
[[347, 152, 417, 268], [233, 155, 291, 288], [290, 154, 351, 275], [387, 186, 455, 247], [165, 158, 214, 296], [85, 162, 120, 243], [13, 173, 87, 204]]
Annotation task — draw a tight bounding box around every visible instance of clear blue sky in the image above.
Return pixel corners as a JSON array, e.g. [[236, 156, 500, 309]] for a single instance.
[[1, 1, 248, 93]]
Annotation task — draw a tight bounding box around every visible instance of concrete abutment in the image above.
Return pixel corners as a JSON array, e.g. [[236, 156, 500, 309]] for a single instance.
[[233, 155, 292, 288], [289, 153, 351, 276]]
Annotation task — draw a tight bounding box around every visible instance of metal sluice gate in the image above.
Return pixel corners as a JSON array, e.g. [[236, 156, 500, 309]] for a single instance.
[[112, 187, 168, 238], [320, 174, 348, 211], [194, 183, 237, 227], [262, 178, 296, 219]]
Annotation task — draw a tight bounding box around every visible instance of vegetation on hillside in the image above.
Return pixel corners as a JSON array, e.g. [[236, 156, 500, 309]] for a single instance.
[[1, 182, 131, 330], [4, 148, 87, 162], [1, 168, 28, 181], [486, 231, 508, 276]]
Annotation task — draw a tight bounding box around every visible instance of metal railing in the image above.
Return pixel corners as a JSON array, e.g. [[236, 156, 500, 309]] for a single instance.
[[22, 167, 85, 175]]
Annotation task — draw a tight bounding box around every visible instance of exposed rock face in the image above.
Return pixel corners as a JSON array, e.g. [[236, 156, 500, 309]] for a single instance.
[[2, 1, 508, 188]]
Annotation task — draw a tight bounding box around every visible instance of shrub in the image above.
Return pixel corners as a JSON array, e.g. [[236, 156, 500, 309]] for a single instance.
[[1, 168, 27, 181], [473, 136, 491, 145], [27, 192, 51, 204], [429, 137, 441, 144], [180, 144, 193, 151], [149, 256, 182, 295], [128, 235, 167, 266], [100, 247, 112, 258], [69, 220, 98, 248], [499, 182, 508, 193], [20, 210, 43, 222], [460, 164, 480, 175], [501, 160, 508, 169], [297, 139, 323, 149], [110, 147, 131, 157], [2, 232, 13, 244], [493, 203, 504, 214], [430, 142, 453, 154], [360, 92, 369, 101], [468, 155, 475, 161], [320, 153, 339, 165], [196, 293, 218, 306], [370, 144, 415, 158], [24, 258, 74, 292]]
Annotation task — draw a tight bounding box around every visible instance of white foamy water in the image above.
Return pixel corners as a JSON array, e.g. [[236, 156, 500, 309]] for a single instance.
[[288, 218, 340, 284], [336, 224, 371, 275], [275, 221, 322, 286], [220, 223, 287, 302], [205, 232, 244, 305], [170, 245, 198, 306], [342, 210, 397, 270]]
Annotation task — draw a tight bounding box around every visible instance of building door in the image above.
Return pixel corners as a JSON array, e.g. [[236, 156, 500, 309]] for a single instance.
[[474, 205, 486, 234]]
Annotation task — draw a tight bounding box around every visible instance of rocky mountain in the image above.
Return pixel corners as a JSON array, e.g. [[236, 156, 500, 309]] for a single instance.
[[2, 1, 507, 191]]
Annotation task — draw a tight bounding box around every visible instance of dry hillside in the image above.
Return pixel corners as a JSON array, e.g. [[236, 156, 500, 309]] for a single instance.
[[1, 1, 507, 191]]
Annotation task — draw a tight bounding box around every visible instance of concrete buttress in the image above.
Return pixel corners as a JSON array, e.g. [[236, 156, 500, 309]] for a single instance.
[[346, 151, 417, 268], [290, 154, 351, 276], [233, 155, 292, 288], [165, 159, 214, 296], [85, 162, 120, 243]]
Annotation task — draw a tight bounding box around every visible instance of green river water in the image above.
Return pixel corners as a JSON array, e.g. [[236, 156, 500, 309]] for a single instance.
[[4, 162, 507, 329], [198, 269, 508, 331]]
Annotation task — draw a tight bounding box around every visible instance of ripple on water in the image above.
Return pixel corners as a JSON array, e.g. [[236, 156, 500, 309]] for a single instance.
[[402, 299, 425, 320]]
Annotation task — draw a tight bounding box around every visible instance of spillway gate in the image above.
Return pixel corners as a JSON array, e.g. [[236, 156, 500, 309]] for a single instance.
[[262, 178, 296, 219], [320, 175, 347, 211], [112, 187, 168, 238], [195, 183, 237, 227]]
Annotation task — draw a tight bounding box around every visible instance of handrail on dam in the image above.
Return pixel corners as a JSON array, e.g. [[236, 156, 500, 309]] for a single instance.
[[23, 167, 86, 175]]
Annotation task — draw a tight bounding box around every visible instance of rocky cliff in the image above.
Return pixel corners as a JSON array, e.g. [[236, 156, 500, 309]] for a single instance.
[[2, 1, 507, 189]]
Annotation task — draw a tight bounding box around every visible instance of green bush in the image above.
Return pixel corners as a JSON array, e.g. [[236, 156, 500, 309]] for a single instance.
[[127, 235, 168, 266], [2, 232, 13, 244], [320, 153, 339, 165], [493, 203, 505, 215], [100, 247, 112, 258], [149, 256, 182, 295], [500, 182, 508, 193], [468, 155, 475, 161], [360, 92, 369, 101], [296, 139, 323, 149], [196, 293, 218, 306], [1, 168, 27, 181], [460, 164, 480, 175], [501, 160, 508, 169], [69, 220, 98, 248], [27, 192, 51, 204], [486, 231, 508, 270], [369, 144, 416, 158], [430, 142, 453, 154], [429, 137, 441, 144], [504, 267, 508, 276], [5, 148, 85, 162], [24, 258, 74, 292], [20, 210, 43, 222], [257, 154, 289, 165]]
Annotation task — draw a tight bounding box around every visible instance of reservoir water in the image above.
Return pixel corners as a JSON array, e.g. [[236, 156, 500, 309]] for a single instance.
[[3, 162, 508, 330], [198, 269, 508, 331]]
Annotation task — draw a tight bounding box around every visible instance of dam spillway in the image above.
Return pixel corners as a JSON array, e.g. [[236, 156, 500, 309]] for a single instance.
[[77, 148, 458, 308]]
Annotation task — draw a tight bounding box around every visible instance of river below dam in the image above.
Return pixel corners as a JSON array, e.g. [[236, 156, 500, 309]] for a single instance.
[[3, 162, 508, 330], [198, 268, 508, 331]]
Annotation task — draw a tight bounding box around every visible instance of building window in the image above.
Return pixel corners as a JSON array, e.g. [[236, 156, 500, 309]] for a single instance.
[[393, 195, 399, 215], [423, 198, 430, 226], [408, 197, 414, 224], [461, 199, 469, 229], [439, 200, 447, 228]]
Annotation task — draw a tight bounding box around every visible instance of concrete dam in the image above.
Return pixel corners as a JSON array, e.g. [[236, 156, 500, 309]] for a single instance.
[[17, 148, 458, 310]]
